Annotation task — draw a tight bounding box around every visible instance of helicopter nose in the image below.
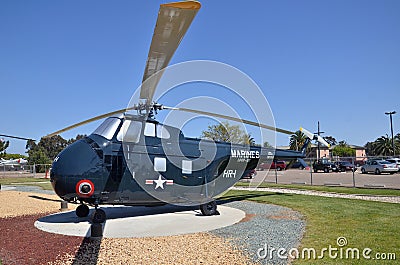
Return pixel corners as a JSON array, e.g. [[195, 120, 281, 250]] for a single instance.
[[50, 138, 103, 200]]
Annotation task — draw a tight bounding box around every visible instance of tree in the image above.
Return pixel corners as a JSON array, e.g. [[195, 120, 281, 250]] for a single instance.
[[37, 135, 68, 160], [67, 134, 87, 145], [372, 134, 394, 156], [364, 141, 376, 156], [289, 130, 308, 151], [1, 153, 28, 160], [324, 136, 337, 146], [201, 121, 254, 145], [263, 141, 273, 148], [332, 141, 355, 157], [26, 134, 83, 172], [0, 139, 10, 156], [242, 134, 256, 146]]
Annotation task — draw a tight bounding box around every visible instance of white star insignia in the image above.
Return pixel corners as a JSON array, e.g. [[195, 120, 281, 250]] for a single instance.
[[153, 175, 167, 190]]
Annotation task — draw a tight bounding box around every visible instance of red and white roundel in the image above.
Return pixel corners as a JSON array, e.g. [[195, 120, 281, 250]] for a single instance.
[[75, 179, 95, 198]]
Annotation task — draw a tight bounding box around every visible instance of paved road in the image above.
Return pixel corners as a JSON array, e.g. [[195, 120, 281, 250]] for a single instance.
[[251, 169, 400, 189]]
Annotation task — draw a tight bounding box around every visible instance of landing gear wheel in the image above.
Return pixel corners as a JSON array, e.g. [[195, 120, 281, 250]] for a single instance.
[[92, 209, 106, 223], [76, 204, 89, 218], [200, 200, 219, 216]]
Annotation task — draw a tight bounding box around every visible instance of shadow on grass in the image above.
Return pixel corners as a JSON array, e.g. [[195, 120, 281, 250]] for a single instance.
[[217, 191, 293, 205]]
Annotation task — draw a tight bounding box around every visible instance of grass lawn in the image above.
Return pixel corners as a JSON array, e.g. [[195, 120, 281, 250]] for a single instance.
[[236, 181, 400, 196], [220, 190, 399, 264], [0, 177, 53, 190]]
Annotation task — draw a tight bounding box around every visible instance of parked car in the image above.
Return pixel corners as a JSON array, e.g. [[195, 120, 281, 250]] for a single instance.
[[288, 159, 309, 170], [335, 161, 356, 172], [313, 159, 338, 173], [361, 160, 398, 175], [257, 161, 287, 171], [242, 169, 256, 179], [386, 158, 400, 171]]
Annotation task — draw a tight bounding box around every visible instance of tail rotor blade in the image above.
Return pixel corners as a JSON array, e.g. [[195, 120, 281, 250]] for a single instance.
[[300, 127, 330, 147], [316, 135, 331, 148], [299, 127, 314, 140]]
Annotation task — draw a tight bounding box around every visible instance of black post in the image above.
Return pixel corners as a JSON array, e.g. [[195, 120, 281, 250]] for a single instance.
[[317, 121, 320, 159], [385, 111, 396, 156], [316, 121, 325, 159]]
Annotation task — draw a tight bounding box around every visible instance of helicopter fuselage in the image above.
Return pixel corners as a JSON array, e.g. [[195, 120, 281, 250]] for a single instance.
[[50, 115, 305, 207]]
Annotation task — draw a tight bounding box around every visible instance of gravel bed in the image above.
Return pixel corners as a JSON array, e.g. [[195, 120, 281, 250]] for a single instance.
[[232, 187, 400, 203], [211, 201, 305, 265], [0, 213, 83, 265], [0, 189, 305, 265], [0, 190, 76, 218], [0, 191, 254, 265]]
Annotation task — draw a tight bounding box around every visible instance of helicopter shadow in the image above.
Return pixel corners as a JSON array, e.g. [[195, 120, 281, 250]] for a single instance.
[[36, 190, 283, 224], [29, 194, 62, 203], [216, 190, 283, 205], [37, 204, 200, 224]]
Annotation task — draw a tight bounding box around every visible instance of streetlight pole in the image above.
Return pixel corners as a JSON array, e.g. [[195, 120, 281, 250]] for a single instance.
[[316, 121, 325, 159], [385, 111, 396, 156]]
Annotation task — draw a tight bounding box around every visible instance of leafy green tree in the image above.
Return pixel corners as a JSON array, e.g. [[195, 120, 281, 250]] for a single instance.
[[263, 141, 273, 148], [26, 134, 84, 172], [37, 135, 68, 160], [364, 141, 376, 156], [201, 121, 254, 145], [332, 141, 355, 157], [324, 136, 337, 146], [1, 153, 28, 160], [67, 134, 87, 144]]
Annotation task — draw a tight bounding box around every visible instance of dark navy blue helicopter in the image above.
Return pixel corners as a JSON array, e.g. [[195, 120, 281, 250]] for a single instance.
[[37, 1, 329, 223]]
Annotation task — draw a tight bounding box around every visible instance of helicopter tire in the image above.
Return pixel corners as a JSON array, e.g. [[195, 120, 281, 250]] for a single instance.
[[76, 204, 90, 218], [92, 209, 106, 223], [200, 200, 219, 216]]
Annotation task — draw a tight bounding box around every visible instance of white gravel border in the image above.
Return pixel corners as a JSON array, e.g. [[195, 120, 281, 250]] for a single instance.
[[231, 187, 400, 204]]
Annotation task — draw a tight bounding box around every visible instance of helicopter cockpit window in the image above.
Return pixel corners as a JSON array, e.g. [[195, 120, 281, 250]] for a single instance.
[[116, 120, 142, 143], [144, 123, 170, 139], [92, 118, 121, 140], [144, 123, 156, 137], [157, 125, 170, 139]]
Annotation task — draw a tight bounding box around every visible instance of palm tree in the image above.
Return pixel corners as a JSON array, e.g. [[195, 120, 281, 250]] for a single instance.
[[289, 130, 307, 151], [373, 134, 393, 156], [242, 133, 256, 146], [324, 136, 337, 146], [0, 139, 9, 156]]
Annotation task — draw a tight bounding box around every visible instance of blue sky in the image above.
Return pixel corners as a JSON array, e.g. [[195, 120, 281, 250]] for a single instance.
[[1, 0, 399, 155]]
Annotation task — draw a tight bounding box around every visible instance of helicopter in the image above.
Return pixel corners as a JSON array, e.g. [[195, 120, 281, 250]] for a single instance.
[[10, 1, 330, 224]]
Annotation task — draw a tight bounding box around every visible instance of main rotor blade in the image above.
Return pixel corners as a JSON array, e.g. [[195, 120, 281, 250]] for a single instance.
[[163, 106, 295, 135], [0, 134, 35, 141], [44, 108, 132, 138], [140, 1, 201, 103]]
